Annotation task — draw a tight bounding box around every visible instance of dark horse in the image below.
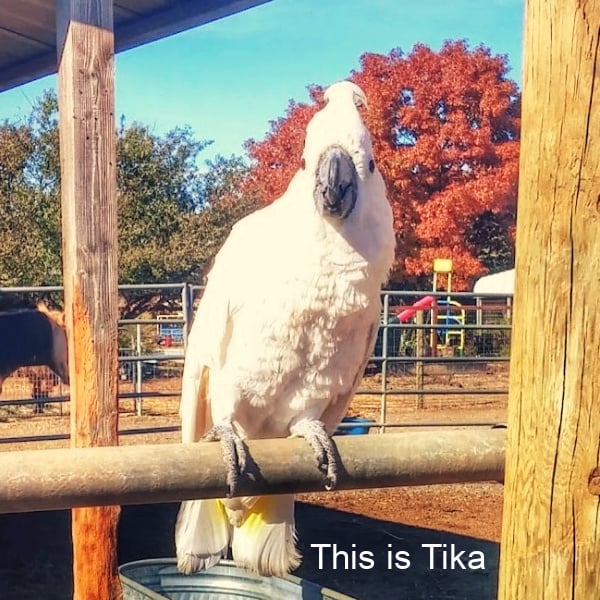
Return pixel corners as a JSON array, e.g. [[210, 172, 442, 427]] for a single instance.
[[0, 303, 69, 411]]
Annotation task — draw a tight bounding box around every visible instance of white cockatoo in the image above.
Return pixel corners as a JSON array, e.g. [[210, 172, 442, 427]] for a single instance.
[[176, 80, 396, 577]]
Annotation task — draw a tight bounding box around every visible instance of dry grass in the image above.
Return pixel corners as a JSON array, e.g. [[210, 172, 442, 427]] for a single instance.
[[0, 366, 508, 448]]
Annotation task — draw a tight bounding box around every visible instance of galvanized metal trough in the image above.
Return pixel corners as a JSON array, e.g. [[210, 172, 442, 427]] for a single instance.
[[120, 558, 356, 600]]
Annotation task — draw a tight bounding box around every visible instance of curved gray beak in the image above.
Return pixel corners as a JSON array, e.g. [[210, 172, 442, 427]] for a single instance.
[[314, 146, 358, 219]]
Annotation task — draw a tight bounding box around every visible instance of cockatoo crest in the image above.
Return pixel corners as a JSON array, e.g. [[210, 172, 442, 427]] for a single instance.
[[324, 80, 368, 109]]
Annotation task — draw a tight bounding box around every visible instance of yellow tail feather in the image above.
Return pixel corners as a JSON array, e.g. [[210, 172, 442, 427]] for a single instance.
[[231, 494, 301, 576]]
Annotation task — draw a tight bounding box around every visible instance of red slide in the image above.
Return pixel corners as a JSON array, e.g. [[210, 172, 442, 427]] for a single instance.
[[396, 295, 435, 323]]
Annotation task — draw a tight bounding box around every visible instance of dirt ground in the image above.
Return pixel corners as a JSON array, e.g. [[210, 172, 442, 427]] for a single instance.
[[0, 367, 507, 599]]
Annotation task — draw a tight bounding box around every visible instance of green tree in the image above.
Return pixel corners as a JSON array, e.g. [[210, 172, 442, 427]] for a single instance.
[[192, 154, 262, 264], [0, 91, 62, 291], [119, 154, 260, 317], [116, 120, 211, 284], [0, 93, 260, 315]]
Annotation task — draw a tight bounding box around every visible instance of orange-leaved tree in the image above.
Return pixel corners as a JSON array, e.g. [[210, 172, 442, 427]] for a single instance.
[[245, 41, 520, 290]]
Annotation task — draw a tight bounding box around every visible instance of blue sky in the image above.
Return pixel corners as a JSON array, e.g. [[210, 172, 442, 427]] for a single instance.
[[0, 0, 523, 164]]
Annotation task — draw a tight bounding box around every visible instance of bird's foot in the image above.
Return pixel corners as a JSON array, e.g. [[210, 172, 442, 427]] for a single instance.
[[204, 418, 247, 497], [290, 419, 340, 491]]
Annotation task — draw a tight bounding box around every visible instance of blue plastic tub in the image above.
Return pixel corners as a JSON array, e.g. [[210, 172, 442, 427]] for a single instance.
[[120, 558, 356, 600], [334, 416, 375, 435]]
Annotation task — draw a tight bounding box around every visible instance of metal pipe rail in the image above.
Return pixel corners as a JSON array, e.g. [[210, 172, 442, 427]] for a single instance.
[[0, 429, 505, 514]]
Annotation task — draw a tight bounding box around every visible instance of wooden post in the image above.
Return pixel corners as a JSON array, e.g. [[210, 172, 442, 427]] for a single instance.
[[498, 2, 600, 599], [415, 309, 424, 409], [56, 1, 121, 599]]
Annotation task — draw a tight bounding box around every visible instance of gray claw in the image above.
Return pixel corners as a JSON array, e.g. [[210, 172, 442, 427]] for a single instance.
[[204, 419, 247, 497], [291, 419, 340, 490]]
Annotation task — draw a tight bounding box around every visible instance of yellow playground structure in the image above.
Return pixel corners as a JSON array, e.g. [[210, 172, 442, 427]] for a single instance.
[[431, 258, 466, 356]]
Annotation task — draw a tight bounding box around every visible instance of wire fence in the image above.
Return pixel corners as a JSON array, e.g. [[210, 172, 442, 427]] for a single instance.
[[0, 284, 512, 444]]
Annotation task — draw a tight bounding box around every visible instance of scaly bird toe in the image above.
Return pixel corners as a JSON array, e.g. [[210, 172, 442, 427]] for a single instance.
[[290, 419, 340, 490], [204, 418, 247, 497]]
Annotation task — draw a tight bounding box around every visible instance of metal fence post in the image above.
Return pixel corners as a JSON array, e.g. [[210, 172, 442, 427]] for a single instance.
[[415, 308, 424, 409], [135, 324, 142, 416], [181, 282, 192, 349], [379, 292, 390, 433]]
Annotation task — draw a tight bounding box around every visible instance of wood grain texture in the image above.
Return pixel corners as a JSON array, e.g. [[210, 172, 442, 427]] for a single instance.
[[57, 1, 121, 598], [498, 1, 600, 598]]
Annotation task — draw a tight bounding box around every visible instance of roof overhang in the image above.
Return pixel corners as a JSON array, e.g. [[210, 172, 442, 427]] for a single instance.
[[0, 0, 271, 93]]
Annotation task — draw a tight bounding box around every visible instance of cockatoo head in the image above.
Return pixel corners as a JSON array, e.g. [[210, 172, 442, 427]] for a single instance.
[[301, 81, 378, 221]]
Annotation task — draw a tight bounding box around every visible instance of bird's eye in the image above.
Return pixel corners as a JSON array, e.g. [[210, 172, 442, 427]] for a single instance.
[[369, 159, 375, 173], [301, 158, 306, 170]]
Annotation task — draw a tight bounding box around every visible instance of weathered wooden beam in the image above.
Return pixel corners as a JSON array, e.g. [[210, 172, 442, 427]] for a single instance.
[[56, 1, 120, 599], [498, 1, 600, 599], [0, 430, 505, 514]]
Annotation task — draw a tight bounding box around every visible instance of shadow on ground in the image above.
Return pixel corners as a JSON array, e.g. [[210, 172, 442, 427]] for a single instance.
[[0, 502, 498, 600]]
